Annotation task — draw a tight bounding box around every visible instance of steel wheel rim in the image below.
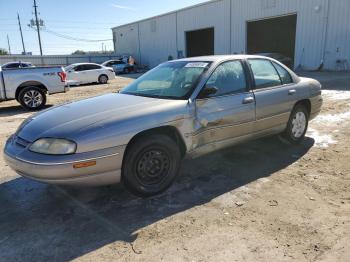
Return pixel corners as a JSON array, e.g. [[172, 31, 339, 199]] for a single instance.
[[23, 90, 43, 108], [136, 148, 170, 186], [291, 111, 306, 138]]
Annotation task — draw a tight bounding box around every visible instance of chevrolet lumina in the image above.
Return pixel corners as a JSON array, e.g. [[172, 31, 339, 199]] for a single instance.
[[4, 55, 323, 197]]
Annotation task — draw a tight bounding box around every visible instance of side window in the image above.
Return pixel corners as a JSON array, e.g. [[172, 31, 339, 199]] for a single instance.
[[272, 62, 293, 85], [248, 59, 282, 89], [75, 65, 86, 71], [87, 64, 101, 70], [205, 60, 247, 97]]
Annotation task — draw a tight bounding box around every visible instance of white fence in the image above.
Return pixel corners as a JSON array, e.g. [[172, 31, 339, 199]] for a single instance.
[[0, 54, 128, 67]]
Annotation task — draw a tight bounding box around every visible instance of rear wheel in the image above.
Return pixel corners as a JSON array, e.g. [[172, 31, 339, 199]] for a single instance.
[[281, 104, 309, 144], [122, 134, 182, 197], [98, 74, 108, 84], [18, 86, 46, 111]]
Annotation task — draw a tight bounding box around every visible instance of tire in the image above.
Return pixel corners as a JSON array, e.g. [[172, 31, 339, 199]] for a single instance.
[[123, 68, 130, 74], [18, 86, 46, 111], [98, 74, 108, 84], [122, 134, 182, 197], [281, 104, 309, 144]]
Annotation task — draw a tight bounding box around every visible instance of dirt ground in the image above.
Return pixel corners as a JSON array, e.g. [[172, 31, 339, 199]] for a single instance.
[[0, 72, 349, 262]]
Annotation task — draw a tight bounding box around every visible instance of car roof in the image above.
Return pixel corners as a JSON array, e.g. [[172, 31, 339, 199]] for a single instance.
[[103, 60, 122, 63], [68, 63, 101, 66], [3, 61, 32, 65], [173, 54, 273, 63]]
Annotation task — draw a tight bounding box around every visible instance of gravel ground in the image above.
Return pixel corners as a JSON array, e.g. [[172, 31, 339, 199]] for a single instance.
[[0, 72, 349, 262]]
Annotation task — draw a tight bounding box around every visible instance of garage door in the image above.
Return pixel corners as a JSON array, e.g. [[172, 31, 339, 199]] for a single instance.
[[186, 28, 214, 57], [247, 14, 297, 68]]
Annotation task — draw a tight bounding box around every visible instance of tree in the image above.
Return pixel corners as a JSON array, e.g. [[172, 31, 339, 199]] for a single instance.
[[0, 48, 9, 55], [72, 50, 86, 55]]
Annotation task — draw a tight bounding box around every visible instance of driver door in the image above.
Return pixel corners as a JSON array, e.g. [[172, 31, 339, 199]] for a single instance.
[[193, 60, 256, 154], [69, 65, 86, 83]]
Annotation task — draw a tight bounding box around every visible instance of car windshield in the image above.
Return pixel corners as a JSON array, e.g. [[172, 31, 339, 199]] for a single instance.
[[120, 61, 210, 99]]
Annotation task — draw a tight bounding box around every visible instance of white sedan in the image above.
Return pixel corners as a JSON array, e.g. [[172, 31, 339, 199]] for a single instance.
[[65, 63, 115, 85]]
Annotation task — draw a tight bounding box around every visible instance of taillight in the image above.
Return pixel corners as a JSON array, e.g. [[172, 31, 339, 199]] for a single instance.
[[58, 71, 67, 82]]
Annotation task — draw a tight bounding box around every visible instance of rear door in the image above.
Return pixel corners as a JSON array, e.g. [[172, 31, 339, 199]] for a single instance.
[[247, 58, 298, 132], [194, 60, 256, 150]]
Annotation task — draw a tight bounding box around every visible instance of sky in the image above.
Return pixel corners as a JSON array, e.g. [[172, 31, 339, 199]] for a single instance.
[[0, 0, 208, 55]]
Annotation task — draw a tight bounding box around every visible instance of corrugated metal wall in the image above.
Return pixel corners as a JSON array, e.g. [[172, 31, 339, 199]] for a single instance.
[[230, 0, 328, 70], [324, 0, 350, 70], [139, 14, 177, 67], [177, 0, 231, 56], [112, 0, 350, 70]]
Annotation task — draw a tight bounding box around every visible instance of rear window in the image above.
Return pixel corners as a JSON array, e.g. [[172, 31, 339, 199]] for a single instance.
[[4, 63, 20, 69]]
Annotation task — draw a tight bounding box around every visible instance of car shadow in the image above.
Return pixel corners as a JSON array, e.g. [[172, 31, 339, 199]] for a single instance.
[[0, 136, 314, 261]]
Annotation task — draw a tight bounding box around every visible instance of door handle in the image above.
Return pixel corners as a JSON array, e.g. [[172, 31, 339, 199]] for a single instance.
[[288, 89, 296, 95], [242, 97, 255, 104]]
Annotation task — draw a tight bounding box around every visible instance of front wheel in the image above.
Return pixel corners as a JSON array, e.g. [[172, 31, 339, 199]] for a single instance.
[[18, 86, 46, 111], [122, 134, 182, 197], [281, 104, 309, 144]]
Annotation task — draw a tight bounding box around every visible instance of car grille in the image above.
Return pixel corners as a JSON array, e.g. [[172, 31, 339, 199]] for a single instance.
[[14, 136, 31, 148]]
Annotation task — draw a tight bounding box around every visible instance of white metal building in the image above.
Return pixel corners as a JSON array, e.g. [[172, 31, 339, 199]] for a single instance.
[[112, 0, 350, 70]]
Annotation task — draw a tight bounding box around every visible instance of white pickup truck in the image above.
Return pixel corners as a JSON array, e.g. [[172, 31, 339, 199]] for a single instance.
[[0, 66, 68, 110]]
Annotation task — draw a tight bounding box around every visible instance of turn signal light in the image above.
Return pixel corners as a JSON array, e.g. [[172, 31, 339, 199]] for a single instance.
[[73, 161, 96, 169]]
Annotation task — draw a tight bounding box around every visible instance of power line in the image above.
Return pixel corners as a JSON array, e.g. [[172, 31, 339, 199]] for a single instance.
[[42, 28, 112, 42]]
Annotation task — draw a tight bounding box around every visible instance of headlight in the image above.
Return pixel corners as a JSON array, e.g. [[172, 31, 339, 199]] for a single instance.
[[29, 138, 77, 155]]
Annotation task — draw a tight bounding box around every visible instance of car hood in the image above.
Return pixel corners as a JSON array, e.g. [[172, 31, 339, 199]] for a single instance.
[[17, 93, 188, 143]]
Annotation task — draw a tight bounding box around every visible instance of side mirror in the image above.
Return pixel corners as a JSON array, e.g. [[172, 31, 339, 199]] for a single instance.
[[198, 85, 218, 99]]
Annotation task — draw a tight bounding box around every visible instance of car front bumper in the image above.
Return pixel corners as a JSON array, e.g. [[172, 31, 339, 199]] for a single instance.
[[4, 136, 126, 186]]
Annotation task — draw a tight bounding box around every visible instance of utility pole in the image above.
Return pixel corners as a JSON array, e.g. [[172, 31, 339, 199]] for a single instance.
[[17, 13, 26, 54], [7, 35, 11, 55], [33, 0, 43, 56]]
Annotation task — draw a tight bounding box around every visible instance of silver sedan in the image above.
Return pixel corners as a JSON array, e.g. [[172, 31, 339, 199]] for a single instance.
[[4, 55, 322, 197]]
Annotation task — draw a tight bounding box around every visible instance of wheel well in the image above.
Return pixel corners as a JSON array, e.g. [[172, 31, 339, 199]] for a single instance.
[[99, 74, 108, 79], [15, 81, 47, 100], [295, 99, 311, 116], [125, 126, 187, 158]]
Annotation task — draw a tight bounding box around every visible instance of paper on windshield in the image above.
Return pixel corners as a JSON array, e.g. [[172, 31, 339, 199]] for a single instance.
[[185, 62, 209, 68]]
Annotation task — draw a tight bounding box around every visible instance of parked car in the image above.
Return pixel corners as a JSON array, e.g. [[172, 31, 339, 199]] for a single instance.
[[102, 60, 135, 74], [4, 55, 322, 197], [0, 66, 68, 110], [65, 63, 115, 85], [1, 61, 34, 69], [256, 53, 293, 68]]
